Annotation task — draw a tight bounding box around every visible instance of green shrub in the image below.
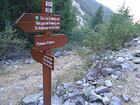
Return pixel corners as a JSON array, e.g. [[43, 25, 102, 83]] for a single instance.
[[83, 28, 105, 53], [0, 23, 26, 60]]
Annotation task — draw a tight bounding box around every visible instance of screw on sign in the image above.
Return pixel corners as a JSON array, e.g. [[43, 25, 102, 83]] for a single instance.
[[16, 0, 68, 105]]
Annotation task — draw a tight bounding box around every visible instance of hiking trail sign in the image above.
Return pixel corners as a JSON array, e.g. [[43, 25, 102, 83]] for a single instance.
[[16, 13, 61, 32], [16, 0, 68, 105], [34, 34, 68, 51]]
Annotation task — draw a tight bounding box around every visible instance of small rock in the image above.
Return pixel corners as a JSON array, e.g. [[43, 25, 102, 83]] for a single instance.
[[69, 91, 81, 99], [62, 94, 69, 101], [117, 85, 123, 89], [114, 71, 122, 77], [111, 75, 119, 80], [104, 80, 112, 88], [5, 61, 10, 65], [132, 58, 140, 64], [102, 97, 110, 105], [134, 50, 140, 57], [86, 68, 99, 81], [135, 74, 140, 78], [86, 76, 93, 81], [63, 51, 72, 56], [116, 57, 125, 63], [37, 84, 43, 90], [14, 85, 24, 91], [63, 99, 76, 105], [38, 100, 43, 105], [8, 102, 13, 105], [14, 65, 18, 68], [103, 92, 113, 97], [121, 62, 137, 71], [75, 96, 85, 105], [25, 59, 35, 64], [111, 96, 122, 105], [22, 93, 42, 105], [95, 86, 110, 94], [101, 68, 114, 77], [88, 102, 103, 105], [52, 95, 63, 105], [121, 94, 130, 102], [132, 37, 140, 43], [82, 86, 95, 101], [54, 51, 62, 57], [89, 92, 102, 102], [0, 87, 4, 92]]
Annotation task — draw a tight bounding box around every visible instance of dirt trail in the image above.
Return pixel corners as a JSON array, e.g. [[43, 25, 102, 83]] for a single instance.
[[0, 52, 84, 105]]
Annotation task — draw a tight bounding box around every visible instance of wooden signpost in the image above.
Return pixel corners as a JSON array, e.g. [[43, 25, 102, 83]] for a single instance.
[[16, 13, 60, 32], [34, 34, 68, 51], [16, 0, 68, 105]]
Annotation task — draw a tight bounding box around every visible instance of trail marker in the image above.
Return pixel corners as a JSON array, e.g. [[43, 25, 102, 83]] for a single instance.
[[16, 0, 68, 105], [34, 34, 68, 51], [16, 13, 60, 32]]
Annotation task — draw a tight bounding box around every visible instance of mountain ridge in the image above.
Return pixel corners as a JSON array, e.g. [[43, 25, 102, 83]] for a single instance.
[[74, 0, 113, 23]]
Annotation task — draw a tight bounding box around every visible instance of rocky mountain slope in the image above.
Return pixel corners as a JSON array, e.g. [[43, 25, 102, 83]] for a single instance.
[[73, 0, 113, 25]]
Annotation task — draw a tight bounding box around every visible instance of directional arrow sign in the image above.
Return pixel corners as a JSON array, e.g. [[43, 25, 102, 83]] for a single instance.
[[34, 34, 68, 51], [43, 54, 54, 70], [16, 13, 61, 32], [31, 47, 44, 64], [31, 47, 54, 69]]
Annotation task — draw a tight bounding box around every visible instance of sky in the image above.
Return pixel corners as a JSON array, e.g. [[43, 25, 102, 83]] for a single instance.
[[96, 0, 140, 21]]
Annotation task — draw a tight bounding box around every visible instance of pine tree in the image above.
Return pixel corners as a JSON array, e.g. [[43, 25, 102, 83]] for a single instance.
[[90, 5, 104, 30], [53, 0, 77, 34]]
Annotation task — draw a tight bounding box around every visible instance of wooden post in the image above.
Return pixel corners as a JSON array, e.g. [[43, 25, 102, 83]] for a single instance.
[[16, 1, 68, 105], [42, 0, 52, 105], [43, 46, 52, 105]]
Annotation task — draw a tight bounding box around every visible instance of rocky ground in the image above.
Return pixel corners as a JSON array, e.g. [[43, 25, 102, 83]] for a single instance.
[[0, 37, 140, 105], [0, 51, 85, 105]]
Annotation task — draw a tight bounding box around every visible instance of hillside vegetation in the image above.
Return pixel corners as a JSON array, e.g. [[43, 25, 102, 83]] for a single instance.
[[0, 0, 140, 60]]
